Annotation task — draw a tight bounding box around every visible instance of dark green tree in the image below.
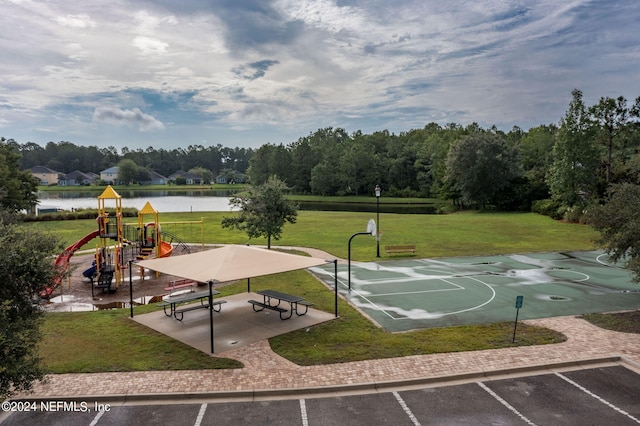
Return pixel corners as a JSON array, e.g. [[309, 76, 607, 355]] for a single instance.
[[247, 144, 277, 185], [586, 183, 640, 282], [116, 158, 139, 185], [221, 176, 297, 249], [0, 138, 38, 212], [517, 124, 557, 200], [547, 89, 599, 210], [444, 132, 521, 208], [0, 212, 62, 399], [189, 167, 213, 184], [589, 96, 632, 183]]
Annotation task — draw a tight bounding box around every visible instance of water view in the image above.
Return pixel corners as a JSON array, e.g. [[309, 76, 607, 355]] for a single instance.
[[36, 190, 440, 214], [37, 190, 234, 213]]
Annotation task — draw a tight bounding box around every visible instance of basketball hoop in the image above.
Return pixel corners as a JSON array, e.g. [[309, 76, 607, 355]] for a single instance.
[[367, 219, 377, 237]]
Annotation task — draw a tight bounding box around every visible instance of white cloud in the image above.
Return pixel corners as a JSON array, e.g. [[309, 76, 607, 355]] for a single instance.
[[93, 107, 164, 131], [0, 0, 638, 149], [56, 14, 96, 29], [132, 36, 169, 55]]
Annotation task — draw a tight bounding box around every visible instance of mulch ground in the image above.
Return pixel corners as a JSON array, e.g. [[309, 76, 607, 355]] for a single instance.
[[41, 245, 226, 312]]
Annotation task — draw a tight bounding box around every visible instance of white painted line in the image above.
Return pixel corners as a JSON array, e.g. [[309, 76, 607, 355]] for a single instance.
[[556, 373, 640, 424], [89, 409, 105, 426], [393, 391, 421, 426], [368, 286, 464, 298], [478, 382, 537, 426], [194, 403, 207, 426], [342, 274, 497, 321], [299, 399, 309, 426]]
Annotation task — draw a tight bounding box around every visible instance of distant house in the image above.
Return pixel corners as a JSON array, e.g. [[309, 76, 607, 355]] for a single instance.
[[215, 172, 246, 184], [100, 166, 120, 184], [85, 172, 100, 183], [30, 166, 60, 186], [59, 170, 93, 186], [142, 170, 168, 185], [169, 170, 203, 185]]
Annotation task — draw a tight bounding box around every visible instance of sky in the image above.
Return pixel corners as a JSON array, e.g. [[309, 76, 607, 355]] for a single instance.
[[1, 0, 639, 151]]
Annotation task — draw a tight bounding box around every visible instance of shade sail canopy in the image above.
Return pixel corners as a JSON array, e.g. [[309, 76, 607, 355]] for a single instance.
[[137, 245, 328, 283]]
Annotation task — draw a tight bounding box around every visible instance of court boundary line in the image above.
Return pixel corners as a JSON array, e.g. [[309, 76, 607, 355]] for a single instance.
[[339, 273, 497, 321], [311, 250, 637, 329]]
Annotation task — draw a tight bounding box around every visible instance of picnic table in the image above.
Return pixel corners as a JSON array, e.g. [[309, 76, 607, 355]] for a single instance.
[[157, 289, 225, 321], [248, 289, 313, 320]]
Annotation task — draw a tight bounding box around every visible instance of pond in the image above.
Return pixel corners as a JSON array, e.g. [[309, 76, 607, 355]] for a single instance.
[[37, 190, 234, 213], [36, 190, 441, 214]]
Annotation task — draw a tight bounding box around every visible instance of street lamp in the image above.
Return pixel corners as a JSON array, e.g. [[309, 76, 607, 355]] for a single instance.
[[375, 184, 381, 257]]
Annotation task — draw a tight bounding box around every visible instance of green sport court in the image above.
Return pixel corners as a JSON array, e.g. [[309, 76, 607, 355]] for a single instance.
[[310, 250, 640, 332]]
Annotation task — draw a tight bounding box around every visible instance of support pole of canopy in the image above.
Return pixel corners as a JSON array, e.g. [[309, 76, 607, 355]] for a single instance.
[[209, 280, 215, 354], [334, 259, 338, 317], [129, 260, 134, 318]]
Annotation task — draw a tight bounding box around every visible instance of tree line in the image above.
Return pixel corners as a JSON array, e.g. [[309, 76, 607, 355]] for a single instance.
[[5, 89, 640, 217], [249, 90, 640, 217], [9, 140, 254, 180]]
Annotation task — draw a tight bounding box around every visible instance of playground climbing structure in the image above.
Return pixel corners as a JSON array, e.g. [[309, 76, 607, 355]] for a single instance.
[[96, 185, 125, 290]]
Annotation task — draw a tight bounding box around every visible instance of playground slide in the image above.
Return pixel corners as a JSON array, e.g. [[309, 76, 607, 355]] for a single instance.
[[158, 240, 174, 258], [40, 230, 100, 299]]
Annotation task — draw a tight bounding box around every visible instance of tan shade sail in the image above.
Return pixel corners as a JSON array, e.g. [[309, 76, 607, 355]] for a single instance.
[[137, 245, 328, 283]]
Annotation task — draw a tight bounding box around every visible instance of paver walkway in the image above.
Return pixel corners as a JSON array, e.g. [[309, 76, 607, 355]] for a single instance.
[[12, 248, 640, 401], [13, 315, 640, 400]]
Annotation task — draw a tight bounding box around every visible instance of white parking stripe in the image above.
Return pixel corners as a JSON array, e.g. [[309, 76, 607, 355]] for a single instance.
[[555, 372, 640, 424], [393, 391, 421, 426], [478, 382, 537, 426], [300, 399, 309, 426], [89, 409, 105, 426], [194, 403, 207, 426]]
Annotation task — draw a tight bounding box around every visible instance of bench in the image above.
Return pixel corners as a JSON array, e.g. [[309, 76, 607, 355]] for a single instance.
[[94, 271, 115, 293], [248, 299, 293, 320], [295, 300, 313, 316], [248, 300, 287, 313], [158, 289, 221, 317], [157, 301, 173, 316], [385, 245, 416, 255], [174, 300, 226, 321], [251, 290, 311, 320]]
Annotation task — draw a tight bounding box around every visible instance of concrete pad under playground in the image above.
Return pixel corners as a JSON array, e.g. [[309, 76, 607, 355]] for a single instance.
[[132, 293, 336, 354]]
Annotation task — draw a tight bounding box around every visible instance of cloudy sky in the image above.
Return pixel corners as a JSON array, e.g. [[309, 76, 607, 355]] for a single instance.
[[1, 0, 639, 150]]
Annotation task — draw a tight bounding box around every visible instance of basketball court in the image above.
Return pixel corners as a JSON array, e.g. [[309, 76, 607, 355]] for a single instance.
[[310, 250, 640, 332]]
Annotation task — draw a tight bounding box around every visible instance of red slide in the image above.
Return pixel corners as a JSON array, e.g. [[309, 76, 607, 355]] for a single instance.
[[40, 230, 100, 299]]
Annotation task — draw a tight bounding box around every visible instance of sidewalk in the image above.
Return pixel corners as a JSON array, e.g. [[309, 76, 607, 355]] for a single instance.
[[12, 315, 640, 402]]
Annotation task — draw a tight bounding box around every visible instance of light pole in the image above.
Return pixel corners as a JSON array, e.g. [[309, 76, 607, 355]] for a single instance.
[[375, 184, 381, 257]]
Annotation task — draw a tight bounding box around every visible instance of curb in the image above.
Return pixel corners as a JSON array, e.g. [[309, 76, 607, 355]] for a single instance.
[[8, 356, 626, 406]]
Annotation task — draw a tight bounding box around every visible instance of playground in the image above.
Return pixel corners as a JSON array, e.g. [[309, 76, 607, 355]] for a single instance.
[[41, 189, 640, 335], [310, 251, 640, 332], [42, 186, 205, 309]]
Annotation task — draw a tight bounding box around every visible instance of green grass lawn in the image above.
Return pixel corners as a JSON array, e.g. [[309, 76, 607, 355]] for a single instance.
[[40, 307, 242, 373], [31, 211, 600, 372], [27, 210, 598, 261]]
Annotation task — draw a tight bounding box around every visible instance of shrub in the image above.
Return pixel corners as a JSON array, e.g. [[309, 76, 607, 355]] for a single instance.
[[531, 199, 563, 219]]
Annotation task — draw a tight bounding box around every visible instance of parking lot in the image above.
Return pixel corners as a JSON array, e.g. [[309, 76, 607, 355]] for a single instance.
[[3, 365, 639, 425]]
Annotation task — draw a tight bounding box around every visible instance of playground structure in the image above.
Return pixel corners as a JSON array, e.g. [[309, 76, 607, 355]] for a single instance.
[[40, 186, 203, 299]]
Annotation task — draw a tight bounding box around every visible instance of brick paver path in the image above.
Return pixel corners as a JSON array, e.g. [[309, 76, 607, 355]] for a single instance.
[[14, 315, 640, 399]]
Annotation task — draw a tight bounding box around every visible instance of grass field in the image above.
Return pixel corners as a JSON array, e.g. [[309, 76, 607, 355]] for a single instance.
[[29, 210, 603, 372], [27, 210, 598, 261]]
